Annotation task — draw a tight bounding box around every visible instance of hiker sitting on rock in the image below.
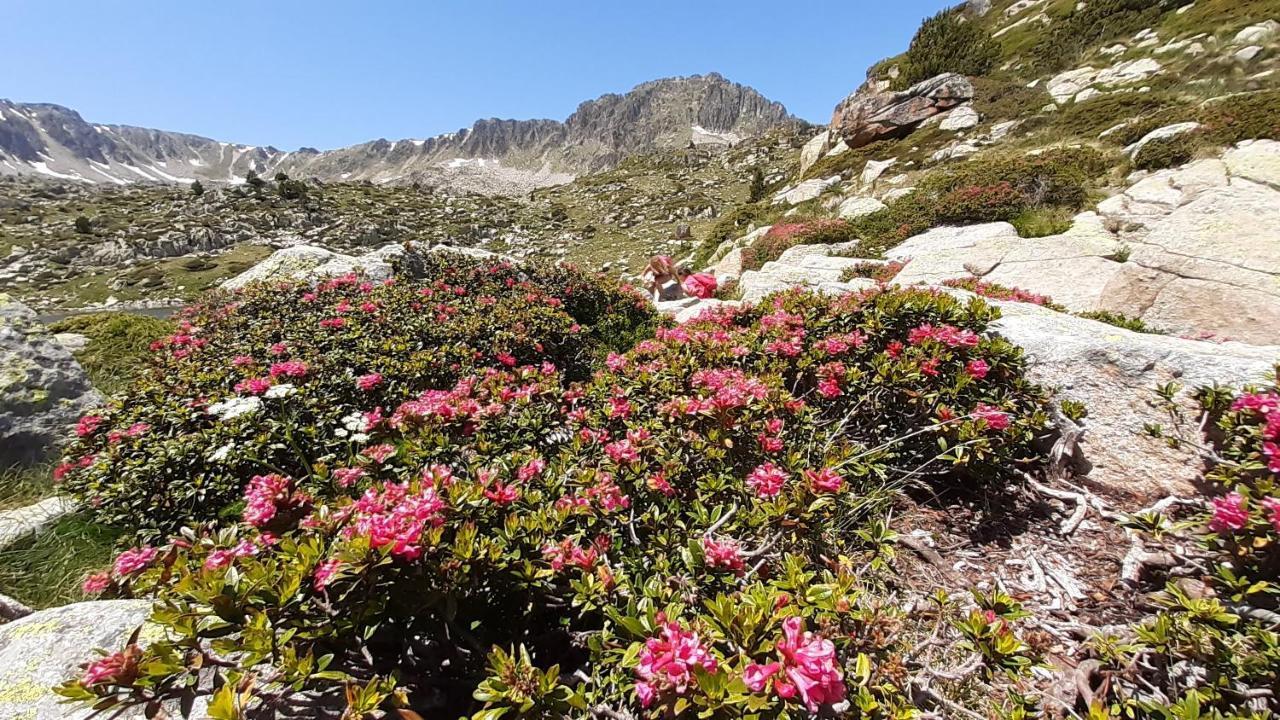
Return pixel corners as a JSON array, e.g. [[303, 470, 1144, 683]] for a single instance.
[[643, 255, 685, 302]]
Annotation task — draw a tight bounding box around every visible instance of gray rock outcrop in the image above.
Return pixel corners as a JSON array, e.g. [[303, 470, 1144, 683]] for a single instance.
[[0, 600, 157, 720], [0, 296, 101, 465]]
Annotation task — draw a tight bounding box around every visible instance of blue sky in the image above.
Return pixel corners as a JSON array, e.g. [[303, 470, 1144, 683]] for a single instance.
[[2, 1, 952, 150]]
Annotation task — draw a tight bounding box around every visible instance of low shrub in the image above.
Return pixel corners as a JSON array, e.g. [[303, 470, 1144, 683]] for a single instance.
[[1026, 0, 1182, 72], [970, 76, 1051, 123], [894, 8, 1001, 89], [740, 220, 854, 271], [1077, 309, 1163, 333], [1132, 132, 1204, 171], [1089, 381, 1280, 717], [941, 277, 1065, 310], [1198, 90, 1280, 145], [935, 181, 1028, 224], [56, 253, 655, 538], [1010, 206, 1075, 237], [850, 147, 1111, 256], [1051, 92, 1185, 143], [62, 286, 1053, 718], [839, 259, 907, 283]]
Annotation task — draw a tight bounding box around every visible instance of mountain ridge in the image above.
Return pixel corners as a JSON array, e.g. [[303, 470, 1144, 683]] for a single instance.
[[0, 73, 795, 195]]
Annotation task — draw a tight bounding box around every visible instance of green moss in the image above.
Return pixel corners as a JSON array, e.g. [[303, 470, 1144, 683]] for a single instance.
[[48, 312, 174, 396], [1011, 206, 1076, 237]]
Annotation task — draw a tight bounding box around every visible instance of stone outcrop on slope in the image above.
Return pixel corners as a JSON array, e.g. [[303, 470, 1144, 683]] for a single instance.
[[989, 300, 1279, 499], [830, 73, 975, 149], [0, 600, 166, 720], [873, 141, 1280, 344], [220, 244, 401, 290], [679, 242, 1280, 500], [0, 295, 101, 465]]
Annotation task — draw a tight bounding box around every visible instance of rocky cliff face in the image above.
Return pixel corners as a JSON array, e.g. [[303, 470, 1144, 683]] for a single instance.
[[0, 74, 793, 195]]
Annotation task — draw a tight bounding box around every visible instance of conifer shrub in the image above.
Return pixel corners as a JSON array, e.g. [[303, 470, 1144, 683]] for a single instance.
[[1132, 133, 1204, 171], [62, 286, 1053, 718], [894, 8, 1001, 88], [1026, 0, 1182, 72], [55, 254, 655, 538]]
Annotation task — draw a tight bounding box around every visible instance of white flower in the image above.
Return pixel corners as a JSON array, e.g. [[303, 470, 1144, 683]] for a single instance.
[[209, 443, 234, 462], [350, 432, 370, 444], [207, 396, 263, 421], [264, 383, 296, 399], [340, 411, 365, 432]]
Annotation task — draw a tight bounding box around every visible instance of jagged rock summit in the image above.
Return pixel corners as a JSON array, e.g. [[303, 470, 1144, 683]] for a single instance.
[[0, 74, 793, 195]]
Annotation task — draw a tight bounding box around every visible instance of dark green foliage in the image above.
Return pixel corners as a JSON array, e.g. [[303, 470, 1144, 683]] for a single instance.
[[1198, 90, 1280, 145], [48, 312, 175, 396], [748, 166, 766, 202], [58, 255, 655, 537], [895, 8, 1001, 88], [190, 179, 204, 196], [1132, 132, 1203, 171], [1027, 0, 1182, 72], [1077, 310, 1162, 333], [73, 215, 92, 234], [245, 170, 265, 189], [1050, 92, 1187, 142], [278, 177, 309, 201], [970, 76, 1050, 122], [848, 147, 1111, 256]]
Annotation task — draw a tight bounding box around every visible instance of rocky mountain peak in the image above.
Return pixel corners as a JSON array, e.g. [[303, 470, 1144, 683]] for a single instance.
[[0, 73, 794, 195]]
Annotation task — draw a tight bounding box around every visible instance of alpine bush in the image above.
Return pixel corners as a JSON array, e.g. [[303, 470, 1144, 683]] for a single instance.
[[63, 285, 1053, 718], [894, 8, 1001, 89], [55, 253, 655, 538]]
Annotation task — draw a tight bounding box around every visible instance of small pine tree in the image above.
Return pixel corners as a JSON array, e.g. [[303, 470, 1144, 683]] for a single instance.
[[245, 170, 265, 189], [895, 9, 1000, 88], [748, 167, 766, 203], [191, 180, 204, 196], [74, 215, 93, 234]]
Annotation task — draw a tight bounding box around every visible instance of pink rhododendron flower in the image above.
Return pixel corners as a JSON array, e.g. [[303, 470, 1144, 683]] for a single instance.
[[1209, 492, 1249, 533], [235, 376, 273, 395], [647, 472, 675, 496], [1231, 392, 1279, 415], [484, 482, 521, 505], [76, 415, 104, 437], [268, 342, 288, 356], [344, 482, 447, 560], [517, 458, 546, 482], [605, 352, 629, 372], [744, 662, 782, 692], [269, 360, 308, 379], [1262, 497, 1280, 533], [113, 546, 157, 576], [232, 355, 255, 367], [804, 468, 844, 494], [82, 646, 142, 687], [971, 404, 1010, 431], [702, 536, 745, 572], [356, 373, 383, 391], [752, 616, 846, 712], [81, 572, 111, 595], [362, 444, 397, 464], [966, 359, 990, 379], [747, 462, 788, 497], [633, 617, 718, 708], [543, 536, 606, 572], [313, 558, 342, 591], [333, 467, 368, 488], [242, 474, 310, 528], [204, 549, 235, 571]]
